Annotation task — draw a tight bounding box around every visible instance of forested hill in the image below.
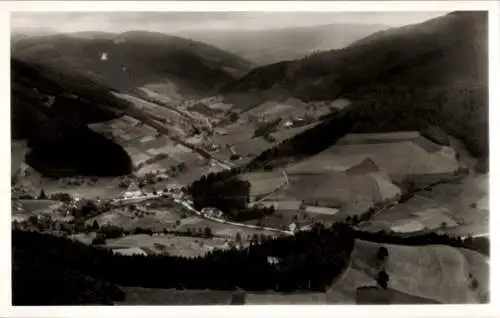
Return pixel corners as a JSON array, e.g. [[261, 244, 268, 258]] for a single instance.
[[12, 31, 254, 97], [221, 11, 488, 163], [11, 58, 133, 177], [222, 11, 486, 97]]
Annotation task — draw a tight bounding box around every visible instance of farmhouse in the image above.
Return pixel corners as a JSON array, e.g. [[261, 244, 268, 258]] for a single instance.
[[123, 182, 143, 199]]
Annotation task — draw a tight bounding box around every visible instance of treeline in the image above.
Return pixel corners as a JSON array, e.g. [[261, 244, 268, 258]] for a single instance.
[[353, 229, 489, 256], [26, 125, 133, 177], [13, 223, 355, 304]]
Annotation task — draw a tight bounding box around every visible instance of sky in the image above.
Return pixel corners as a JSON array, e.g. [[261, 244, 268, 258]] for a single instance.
[[11, 11, 449, 34]]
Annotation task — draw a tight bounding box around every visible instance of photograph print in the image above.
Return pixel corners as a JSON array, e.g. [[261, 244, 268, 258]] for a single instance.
[[10, 8, 489, 306]]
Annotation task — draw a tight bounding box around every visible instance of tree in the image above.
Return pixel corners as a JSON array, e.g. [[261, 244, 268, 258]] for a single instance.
[[376, 247, 389, 261], [92, 234, 106, 245], [376, 271, 389, 289], [470, 277, 479, 290], [204, 227, 213, 238], [38, 189, 47, 200]]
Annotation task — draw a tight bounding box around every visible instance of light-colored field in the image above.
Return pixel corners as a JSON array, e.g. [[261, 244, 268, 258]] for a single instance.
[[362, 172, 489, 237], [117, 287, 234, 305], [106, 234, 228, 258], [211, 130, 254, 147], [15, 199, 63, 214], [333, 240, 489, 304], [139, 83, 185, 103], [70, 232, 97, 245], [114, 92, 185, 123], [231, 137, 272, 158], [270, 123, 319, 143], [175, 216, 280, 239], [285, 133, 460, 182], [240, 171, 286, 198], [90, 114, 200, 176], [246, 239, 482, 304], [86, 205, 182, 231], [280, 171, 400, 216], [305, 206, 340, 215]]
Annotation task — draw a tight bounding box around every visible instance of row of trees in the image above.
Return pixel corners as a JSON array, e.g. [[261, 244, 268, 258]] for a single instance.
[[353, 228, 489, 256]]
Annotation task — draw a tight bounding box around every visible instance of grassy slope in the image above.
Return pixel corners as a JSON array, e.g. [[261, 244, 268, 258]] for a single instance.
[[12, 31, 254, 97], [328, 240, 488, 304], [117, 287, 234, 305], [246, 239, 488, 304]]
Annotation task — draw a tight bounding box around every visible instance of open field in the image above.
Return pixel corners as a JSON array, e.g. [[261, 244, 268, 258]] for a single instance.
[[240, 171, 286, 198], [15, 170, 126, 199], [139, 83, 185, 103], [270, 122, 319, 144], [86, 206, 180, 232], [14, 199, 63, 214], [114, 92, 186, 125], [243, 98, 307, 118], [106, 234, 229, 258], [285, 132, 460, 182], [342, 240, 488, 303], [277, 171, 401, 216], [117, 287, 234, 305], [89, 114, 208, 178], [175, 217, 280, 239], [231, 137, 272, 158], [247, 239, 488, 304], [359, 172, 488, 237]]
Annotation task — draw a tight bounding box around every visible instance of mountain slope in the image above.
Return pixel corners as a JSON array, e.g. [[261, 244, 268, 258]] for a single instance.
[[12, 31, 254, 98], [222, 11, 488, 161], [179, 23, 389, 66], [11, 58, 133, 177]]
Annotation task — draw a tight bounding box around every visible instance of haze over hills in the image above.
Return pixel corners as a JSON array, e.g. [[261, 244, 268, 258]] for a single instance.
[[178, 23, 390, 66], [222, 11, 488, 162], [12, 31, 254, 99]]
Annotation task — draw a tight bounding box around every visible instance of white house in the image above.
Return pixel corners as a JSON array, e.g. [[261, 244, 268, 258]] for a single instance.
[[123, 182, 142, 199]]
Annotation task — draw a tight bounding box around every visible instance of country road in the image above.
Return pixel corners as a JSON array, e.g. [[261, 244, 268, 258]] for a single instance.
[[112, 189, 293, 236]]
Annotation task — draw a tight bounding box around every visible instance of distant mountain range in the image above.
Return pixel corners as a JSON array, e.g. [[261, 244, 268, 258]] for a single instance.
[[178, 23, 390, 66], [12, 31, 254, 98], [222, 11, 487, 98]]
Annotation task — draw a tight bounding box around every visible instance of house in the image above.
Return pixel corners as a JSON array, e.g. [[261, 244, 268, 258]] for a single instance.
[[123, 182, 142, 199], [267, 256, 281, 265]]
